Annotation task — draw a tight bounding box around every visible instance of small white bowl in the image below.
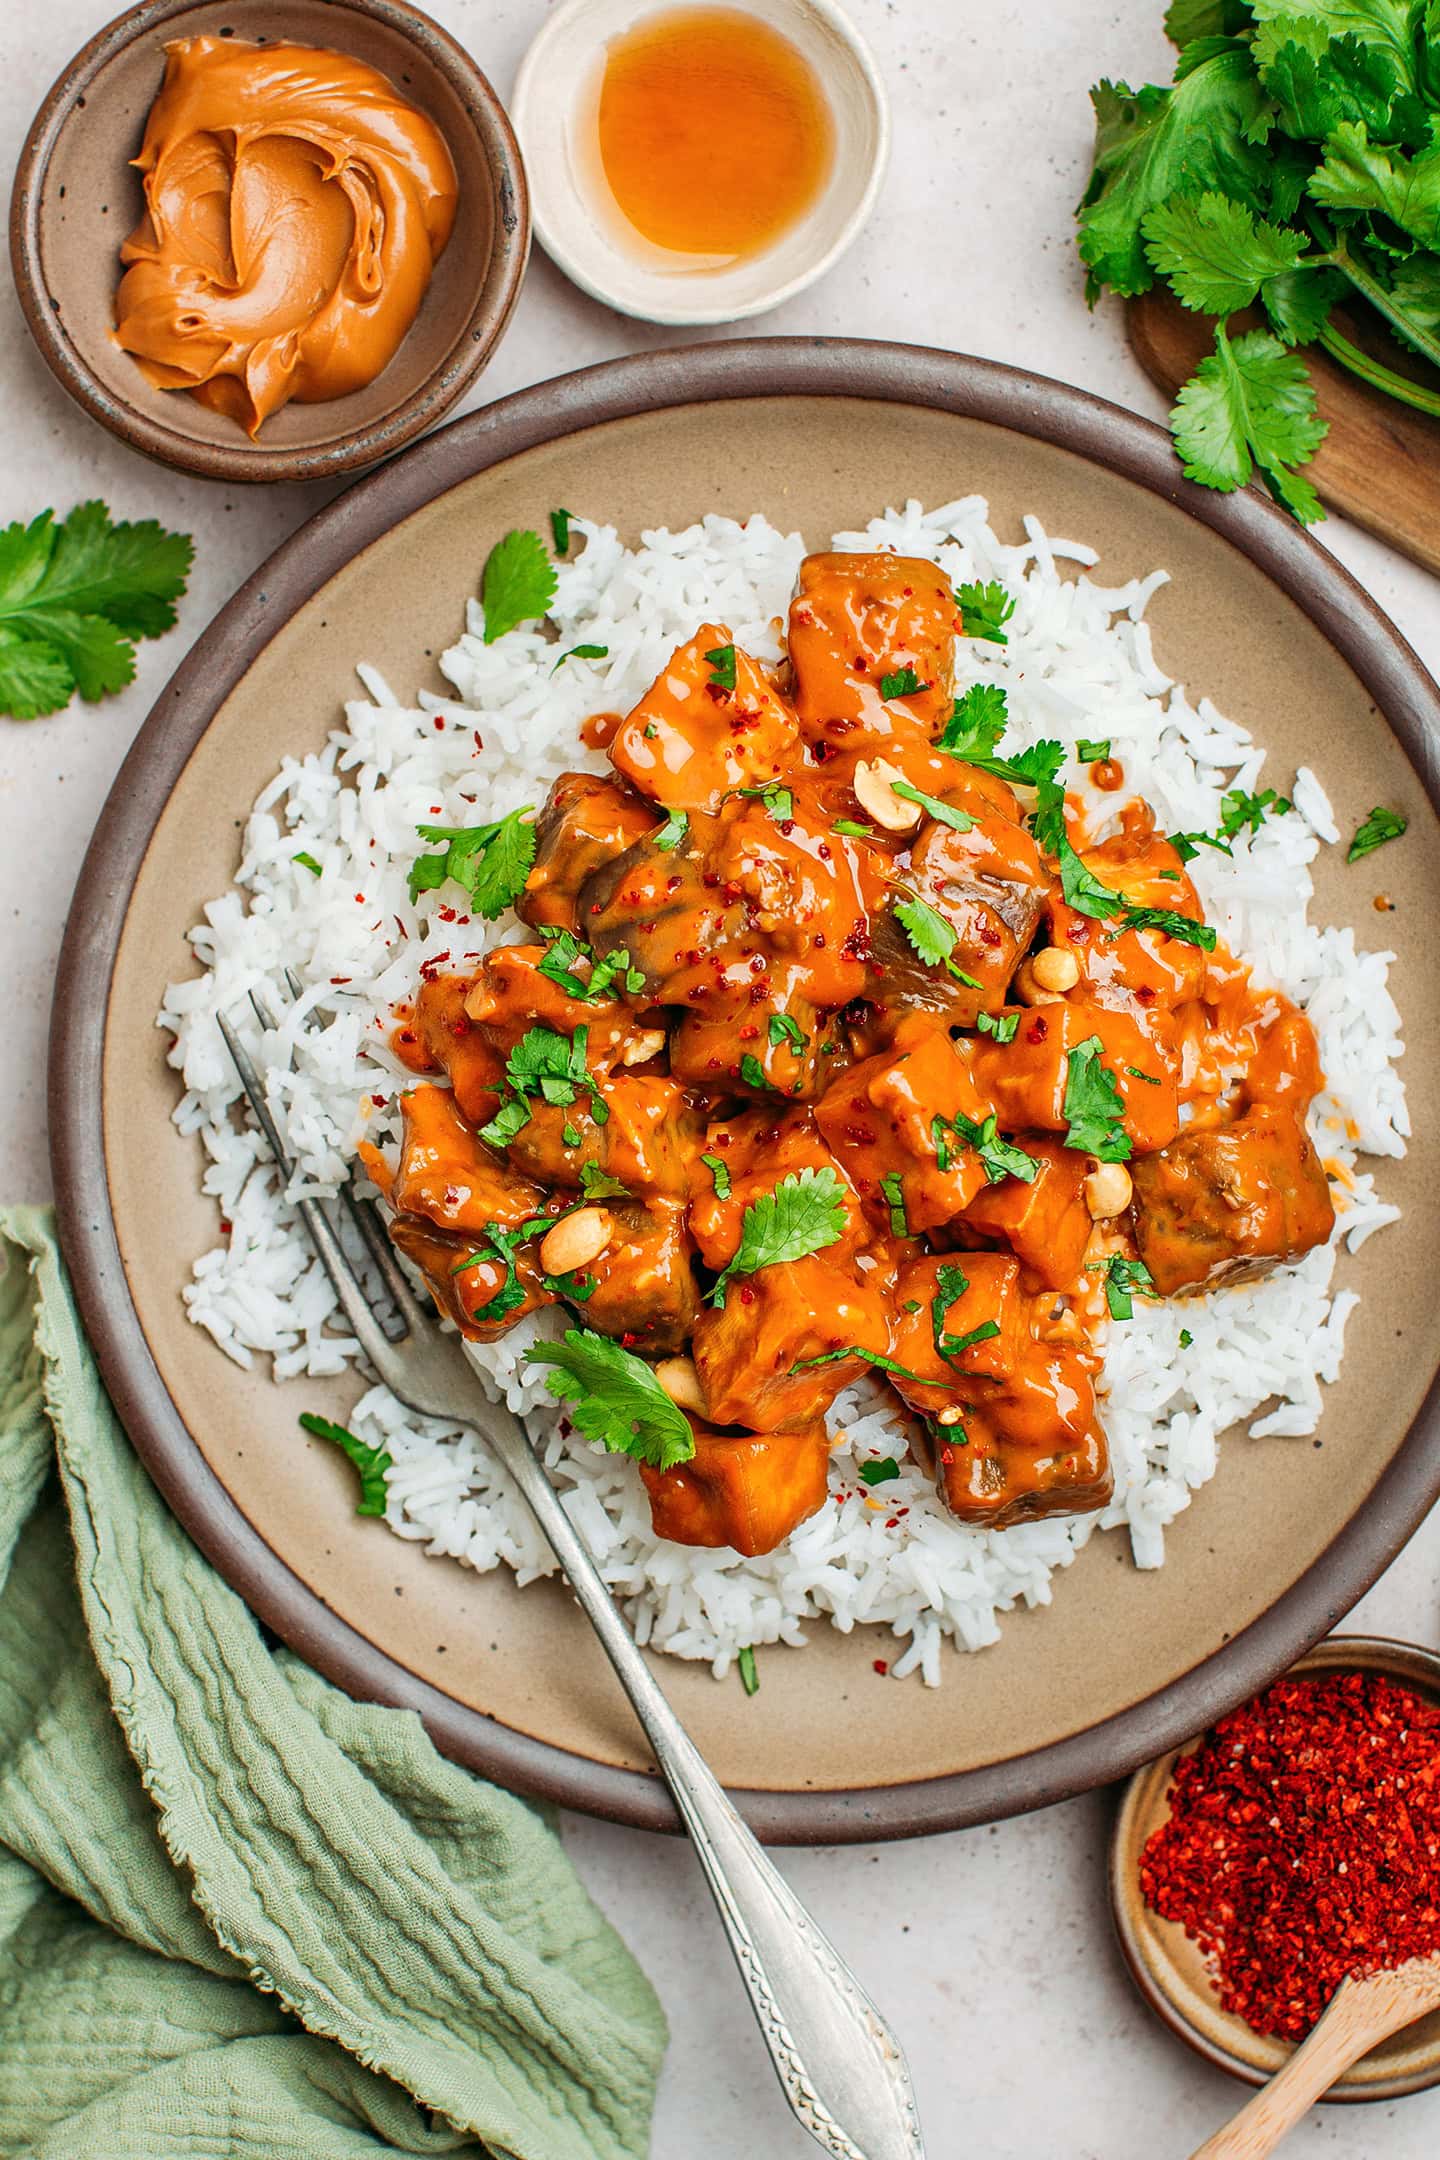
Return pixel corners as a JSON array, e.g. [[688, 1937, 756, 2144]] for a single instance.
[[511, 0, 890, 326]]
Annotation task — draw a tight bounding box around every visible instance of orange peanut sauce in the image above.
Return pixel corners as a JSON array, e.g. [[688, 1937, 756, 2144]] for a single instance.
[[114, 37, 457, 436]]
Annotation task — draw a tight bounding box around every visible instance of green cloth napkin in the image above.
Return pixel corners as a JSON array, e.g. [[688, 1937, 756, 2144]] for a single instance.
[[0, 1206, 666, 2160]]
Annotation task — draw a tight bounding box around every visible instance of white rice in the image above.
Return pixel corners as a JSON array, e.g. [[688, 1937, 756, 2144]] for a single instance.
[[159, 499, 1407, 1685]]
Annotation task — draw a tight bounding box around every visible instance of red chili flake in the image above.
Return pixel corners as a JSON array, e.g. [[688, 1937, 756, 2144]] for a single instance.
[[738, 1025, 759, 1041], [397, 1030, 417, 1046], [873, 1659, 889, 1676], [370, 1094, 386, 1108], [620, 1331, 639, 1349], [816, 840, 832, 860], [354, 893, 366, 905], [1026, 1016, 1049, 1043], [940, 1446, 955, 1465], [394, 918, 409, 941], [330, 976, 351, 986], [438, 905, 457, 923], [1140, 1671, 1440, 2043], [1136, 983, 1157, 1005], [738, 1285, 756, 1305], [978, 924, 1003, 947], [748, 955, 767, 975], [433, 715, 445, 731], [219, 1218, 232, 1235]]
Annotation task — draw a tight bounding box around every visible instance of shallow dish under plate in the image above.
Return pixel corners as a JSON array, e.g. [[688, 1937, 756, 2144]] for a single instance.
[[50, 339, 1440, 1841], [1110, 1634, 1440, 2102]]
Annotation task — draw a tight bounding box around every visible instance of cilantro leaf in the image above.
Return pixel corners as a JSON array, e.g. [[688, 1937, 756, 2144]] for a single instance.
[[880, 666, 929, 698], [479, 1096, 532, 1150], [1142, 191, 1308, 316], [880, 1170, 909, 1236], [524, 1329, 696, 1470], [553, 643, 609, 671], [653, 809, 688, 852], [700, 1153, 732, 1199], [931, 1261, 1004, 1367], [409, 809, 537, 918], [738, 1646, 759, 1695], [1164, 0, 1250, 39], [739, 1051, 773, 1091], [1348, 804, 1407, 861], [792, 1347, 951, 1388], [708, 1166, 848, 1306], [834, 818, 874, 838], [736, 782, 794, 821], [975, 1009, 1020, 1044], [298, 1412, 392, 1517], [549, 507, 574, 556], [450, 1216, 551, 1320], [955, 581, 1017, 644], [705, 643, 737, 692], [859, 1457, 902, 1486], [481, 530, 558, 643], [505, 1023, 608, 1124], [891, 779, 976, 831], [939, 682, 1009, 758], [1221, 785, 1291, 838], [768, 1012, 809, 1052], [0, 501, 192, 720], [1063, 1037, 1132, 1162], [1309, 119, 1440, 253], [580, 1160, 630, 1200], [1099, 1253, 1159, 1321], [1077, 738, 1111, 762], [1076, 54, 1275, 300], [892, 895, 981, 985], [1170, 324, 1327, 524], [1118, 904, 1217, 950], [938, 1110, 1040, 1186], [293, 851, 322, 877]]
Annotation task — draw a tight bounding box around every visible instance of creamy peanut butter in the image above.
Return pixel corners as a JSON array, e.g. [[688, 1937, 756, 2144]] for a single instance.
[[114, 37, 458, 437]]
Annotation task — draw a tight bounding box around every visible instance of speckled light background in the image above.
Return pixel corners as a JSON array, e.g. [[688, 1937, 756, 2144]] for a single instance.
[[2, 4, 1437, 2154]]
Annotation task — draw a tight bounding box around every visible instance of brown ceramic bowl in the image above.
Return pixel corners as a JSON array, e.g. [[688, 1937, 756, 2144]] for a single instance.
[[1111, 1634, 1440, 2102], [9, 0, 529, 484]]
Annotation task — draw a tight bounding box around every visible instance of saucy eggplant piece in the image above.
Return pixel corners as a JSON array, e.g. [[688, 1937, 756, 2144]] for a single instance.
[[366, 548, 1335, 1562]]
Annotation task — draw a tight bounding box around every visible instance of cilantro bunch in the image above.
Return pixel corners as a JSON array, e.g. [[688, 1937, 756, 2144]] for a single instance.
[[0, 501, 192, 719], [1078, 1, 1440, 523]]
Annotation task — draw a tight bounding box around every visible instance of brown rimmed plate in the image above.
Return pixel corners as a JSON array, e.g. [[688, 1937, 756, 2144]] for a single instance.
[[1110, 1634, 1440, 2101], [50, 339, 1440, 1842]]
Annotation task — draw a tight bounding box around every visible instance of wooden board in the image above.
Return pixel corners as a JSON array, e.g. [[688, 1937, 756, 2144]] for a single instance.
[[1128, 290, 1440, 579]]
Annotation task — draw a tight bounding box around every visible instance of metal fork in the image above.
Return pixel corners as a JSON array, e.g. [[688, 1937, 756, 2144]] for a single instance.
[[218, 988, 925, 2160]]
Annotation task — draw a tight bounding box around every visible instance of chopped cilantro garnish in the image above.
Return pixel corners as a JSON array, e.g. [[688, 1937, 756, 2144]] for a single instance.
[[956, 580, 1016, 645], [553, 643, 609, 671], [859, 1457, 902, 1486], [737, 782, 794, 822], [700, 1153, 732, 1200], [975, 1010, 1020, 1044], [1348, 806, 1407, 864], [739, 1051, 772, 1091], [505, 1023, 609, 1126], [408, 808, 537, 919], [879, 666, 929, 699], [481, 529, 558, 643], [880, 1170, 909, 1236], [937, 1109, 1040, 1186], [737, 1646, 759, 1696], [704, 642, 737, 692], [1125, 1064, 1161, 1086], [891, 779, 976, 832], [1179, 1327, 1194, 1349], [931, 1261, 1002, 1368], [768, 1012, 808, 1053], [1116, 905, 1216, 951], [1063, 1037, 1131, 1163], [549, 507, 573, 556], [293, 851, 322, 877], [562, 1122, 582, 1148], [939, 682, 1009, 759], [479, 1096, 531, 1150], [524, 1329, 695, 1469], [298, 1412, 392, 1517], [708, 1167, 848, 1307], [450, 1216, 551, 1320], [1077, 738, 1110, 763], [791, 1347, 950, 1388], [579, 1160, 629, 1200], [834, 818, 874, 838], [893, 894, 981, 986], [1098, 1254, 1159, 1322], [653, 808, 688, 852]]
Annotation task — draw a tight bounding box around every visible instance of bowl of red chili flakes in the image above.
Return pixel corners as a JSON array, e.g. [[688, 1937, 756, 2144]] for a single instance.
[[1110, 1634, 1440, 2101]]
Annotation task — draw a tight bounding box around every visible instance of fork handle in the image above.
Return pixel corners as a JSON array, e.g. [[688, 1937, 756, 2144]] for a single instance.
[[485, 1414, 924, 2160]]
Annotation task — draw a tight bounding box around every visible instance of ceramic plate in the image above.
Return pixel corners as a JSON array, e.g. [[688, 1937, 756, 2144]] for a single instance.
[[51, 340, 1440, 1842]]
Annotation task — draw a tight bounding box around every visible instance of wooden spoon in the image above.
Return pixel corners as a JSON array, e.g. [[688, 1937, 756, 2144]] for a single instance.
[[1188, 1954, 1440, 2158]]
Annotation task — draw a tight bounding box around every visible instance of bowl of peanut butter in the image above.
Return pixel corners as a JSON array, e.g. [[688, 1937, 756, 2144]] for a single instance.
[[10, 0, 530, 483]]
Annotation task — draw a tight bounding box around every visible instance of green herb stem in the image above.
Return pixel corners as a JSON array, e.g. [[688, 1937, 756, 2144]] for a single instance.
[[1316, 322, 1440, 420]]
